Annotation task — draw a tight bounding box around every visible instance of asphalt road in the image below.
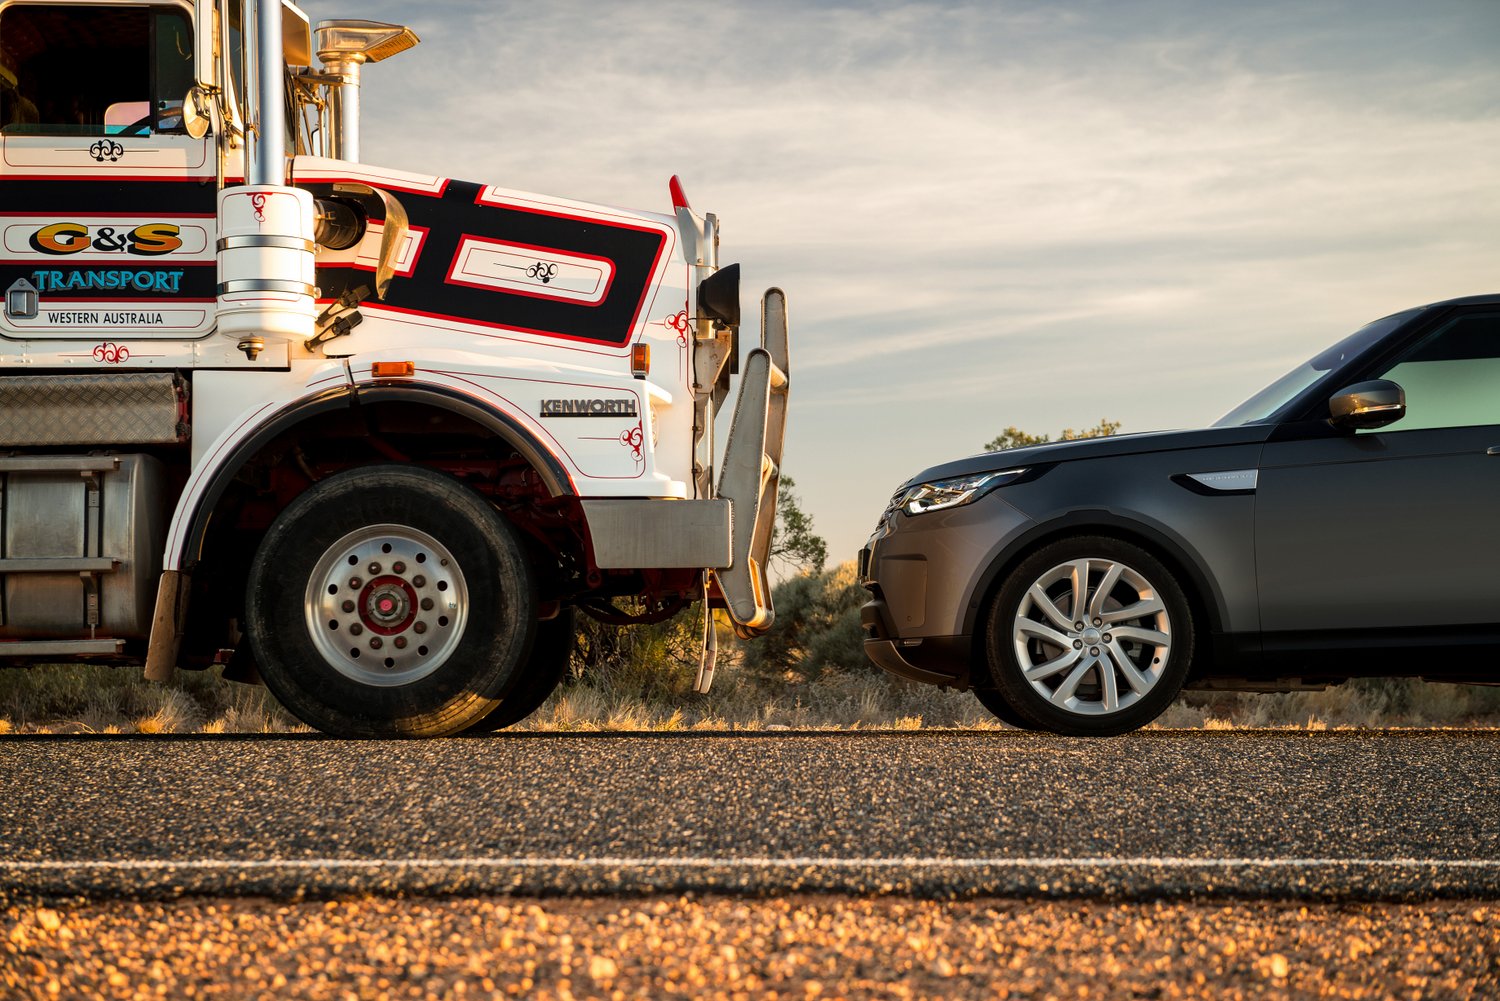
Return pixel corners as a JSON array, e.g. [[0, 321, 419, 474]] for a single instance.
[[2, 731, 1498, 900]]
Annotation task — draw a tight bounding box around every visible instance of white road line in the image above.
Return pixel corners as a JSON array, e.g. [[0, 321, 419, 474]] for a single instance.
[[2, 857, 1497, 873]]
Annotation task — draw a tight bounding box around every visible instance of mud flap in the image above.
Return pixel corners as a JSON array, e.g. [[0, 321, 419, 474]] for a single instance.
[[693, 571, 718, 694], [143, 569, 189, 682]]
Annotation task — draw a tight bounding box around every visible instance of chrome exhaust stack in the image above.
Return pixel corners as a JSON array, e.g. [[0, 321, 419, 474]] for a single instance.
[[314, 20, 420, 163], [244, 0, 288, 184], [217, 0, 317, 355]]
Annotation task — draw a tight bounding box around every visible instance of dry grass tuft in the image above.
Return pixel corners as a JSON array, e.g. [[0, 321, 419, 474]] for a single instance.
[[1, 659, 1497, 735], [0, 663, 308, 735], [1159, 679, 1500, 730]]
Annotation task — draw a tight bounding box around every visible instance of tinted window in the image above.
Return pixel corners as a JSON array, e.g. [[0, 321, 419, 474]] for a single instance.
[[1213, 308, 1418, 427], [0, 5, 192, 135], [1373, 313, 1500, 432]]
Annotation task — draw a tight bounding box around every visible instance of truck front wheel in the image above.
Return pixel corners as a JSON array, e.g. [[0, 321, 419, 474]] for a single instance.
[[245, 465, 537, 737], [466, 608, 576, 732]]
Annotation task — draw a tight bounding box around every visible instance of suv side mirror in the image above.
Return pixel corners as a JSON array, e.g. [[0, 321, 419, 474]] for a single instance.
[[1328, 379, 1406, 430]]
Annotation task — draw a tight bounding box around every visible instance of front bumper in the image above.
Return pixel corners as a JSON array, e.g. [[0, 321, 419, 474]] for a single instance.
[[580, 289, 788, 639], [859, 489, 1037, 689], [860, 606, 973, 687], [861, 568, 976, 687]]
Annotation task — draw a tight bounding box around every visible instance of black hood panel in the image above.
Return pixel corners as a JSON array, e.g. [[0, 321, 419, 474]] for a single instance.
[[905, 425, 1274, 487]]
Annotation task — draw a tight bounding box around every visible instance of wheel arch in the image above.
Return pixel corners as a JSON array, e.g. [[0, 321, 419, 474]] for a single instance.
[[172, 382, 576, 571], [962, 510, 1228, 678]]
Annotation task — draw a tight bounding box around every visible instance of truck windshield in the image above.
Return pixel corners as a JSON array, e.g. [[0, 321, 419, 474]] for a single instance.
[[1213, 308, 1422, 427]]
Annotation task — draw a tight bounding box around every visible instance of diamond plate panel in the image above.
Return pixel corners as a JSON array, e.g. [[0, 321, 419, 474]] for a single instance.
[[0, 373, 187, 445]]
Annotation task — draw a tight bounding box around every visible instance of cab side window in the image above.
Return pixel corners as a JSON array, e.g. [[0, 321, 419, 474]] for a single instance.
[[0, 5, 193, 136], [1373, 313, 1500, 432]]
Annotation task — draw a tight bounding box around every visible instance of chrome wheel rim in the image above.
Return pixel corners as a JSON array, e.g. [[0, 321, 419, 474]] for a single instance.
[[1012, 558, 1171, 716], [305, 524, 470, 687]]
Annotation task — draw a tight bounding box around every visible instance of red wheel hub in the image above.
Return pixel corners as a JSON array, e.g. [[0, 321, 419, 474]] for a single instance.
[[359, 575, 418, 635]]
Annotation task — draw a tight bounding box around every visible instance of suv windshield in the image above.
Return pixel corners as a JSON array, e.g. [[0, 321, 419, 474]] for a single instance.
[[1213, 308, 1422, 427]]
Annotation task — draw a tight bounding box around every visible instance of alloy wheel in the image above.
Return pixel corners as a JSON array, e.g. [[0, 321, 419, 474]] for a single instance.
[[305, 523, 470, 687], [1011, 557, 1171, 716]]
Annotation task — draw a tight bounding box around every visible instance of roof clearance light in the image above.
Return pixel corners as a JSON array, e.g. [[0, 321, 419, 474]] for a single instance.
[[631, 343, 651, 379], [371, 361, 415, 378], [668, 175, 690, 211]]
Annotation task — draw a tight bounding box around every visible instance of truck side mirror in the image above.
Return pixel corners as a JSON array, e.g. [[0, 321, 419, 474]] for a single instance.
[[1328, 379, 1406, 431], [282, 2, 313, 66], [183, 86, 211, 139], [193, 1, 311, 88]]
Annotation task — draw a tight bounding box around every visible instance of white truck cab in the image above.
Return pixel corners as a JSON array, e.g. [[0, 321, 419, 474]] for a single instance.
[[0, 0, 789, 736]]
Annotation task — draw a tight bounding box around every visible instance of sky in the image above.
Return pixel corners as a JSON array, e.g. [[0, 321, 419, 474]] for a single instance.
[[303, 0, 1500, 565]]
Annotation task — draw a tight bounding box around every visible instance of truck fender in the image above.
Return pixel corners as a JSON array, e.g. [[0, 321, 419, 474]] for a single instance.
[[164, 383, 575, 572]]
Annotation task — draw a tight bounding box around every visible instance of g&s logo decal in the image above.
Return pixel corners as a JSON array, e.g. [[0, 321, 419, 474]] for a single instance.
[[29, 223, 183, 257]]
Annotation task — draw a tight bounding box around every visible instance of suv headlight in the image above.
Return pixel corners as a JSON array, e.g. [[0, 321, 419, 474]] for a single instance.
[[900, 468, 1026, 515]]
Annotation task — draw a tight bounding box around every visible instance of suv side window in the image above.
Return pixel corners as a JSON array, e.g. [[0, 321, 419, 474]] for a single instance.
[[1372, 313, 1500, 432], [0, 5, 192, 135]]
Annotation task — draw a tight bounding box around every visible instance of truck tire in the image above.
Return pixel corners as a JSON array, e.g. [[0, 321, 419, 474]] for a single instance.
[[467, 608, 576, 732], [245, 465, 536, 737]]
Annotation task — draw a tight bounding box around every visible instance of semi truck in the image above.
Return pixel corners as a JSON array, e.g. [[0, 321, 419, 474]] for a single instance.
[[0, 0, 789, 736]]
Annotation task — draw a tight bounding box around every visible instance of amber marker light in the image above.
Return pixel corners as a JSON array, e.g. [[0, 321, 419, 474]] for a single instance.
[[370, 361, 415, 378], [630, 343, 650, 379]]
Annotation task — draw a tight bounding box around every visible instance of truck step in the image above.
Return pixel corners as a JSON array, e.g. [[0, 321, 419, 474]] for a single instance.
[[0, 638, 125, 658], [0, 453, 163, 643], [0, 456, 122, 473], [0, 373, 187, 447], [0, 558, 118, 573]]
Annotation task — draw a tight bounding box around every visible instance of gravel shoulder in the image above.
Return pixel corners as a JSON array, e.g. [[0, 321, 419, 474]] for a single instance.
[[6, 895, 1499, 1000]]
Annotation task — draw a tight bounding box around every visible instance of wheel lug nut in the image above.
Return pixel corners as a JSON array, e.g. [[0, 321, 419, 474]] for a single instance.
[[1090, 647, 1100, 656], [1092, 618, 1102, 627], [1072, 640, 1083, 650], [349, 623, 363, 636], [349, 576, 362, 589], [393, 561, 406, 575], [341, 599, 355, 613], [368, 562, 381, 574], [414, 621, 427, 634], [413, 575, 426, 587], [394, 636, 408, 649], [1103, 634, 1112, 643], [369, 637, 383, 649], [1074, 622, 1084, 631], [420, 597, 434, 610]]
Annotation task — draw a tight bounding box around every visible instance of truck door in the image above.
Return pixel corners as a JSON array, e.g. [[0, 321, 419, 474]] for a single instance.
[[0, 1, 216, 347]]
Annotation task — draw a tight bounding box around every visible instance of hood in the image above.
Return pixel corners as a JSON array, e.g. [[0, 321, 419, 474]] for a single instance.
[[904, 424, 1272, 487], [293, 156, 678, 349]]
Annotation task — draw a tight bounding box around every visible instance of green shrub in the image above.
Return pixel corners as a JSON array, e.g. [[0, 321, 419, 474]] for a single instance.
[[570, 605, 705, 702], [742, 561, 869, 682]]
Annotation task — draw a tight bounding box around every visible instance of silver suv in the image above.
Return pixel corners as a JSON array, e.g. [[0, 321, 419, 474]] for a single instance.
[[860, 295, 1500, 735]]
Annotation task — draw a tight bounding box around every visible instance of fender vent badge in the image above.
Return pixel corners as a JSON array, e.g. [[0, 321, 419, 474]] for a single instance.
[[1179, 469, 1258, 494]]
